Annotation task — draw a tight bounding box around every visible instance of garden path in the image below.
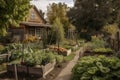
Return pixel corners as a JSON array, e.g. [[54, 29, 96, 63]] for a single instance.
[[53, 47, 84, 80]]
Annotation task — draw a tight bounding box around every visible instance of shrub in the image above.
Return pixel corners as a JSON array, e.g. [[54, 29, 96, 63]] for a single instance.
[[91, 36, 106, 49], [55, 55, 64, 64], [72, 56, 120, 80], [0, 58, 4, 64], [0, 45, 4, 51], [41, 51, 55, 65], [10, 50, 23, 61], [93, 48, 113, 53], [9, 47, 56, 67]]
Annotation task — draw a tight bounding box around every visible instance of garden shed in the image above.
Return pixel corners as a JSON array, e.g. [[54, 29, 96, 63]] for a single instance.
[[9, 5, 51, 42]]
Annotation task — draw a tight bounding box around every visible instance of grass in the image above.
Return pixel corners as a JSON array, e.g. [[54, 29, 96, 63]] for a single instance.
[[63, 53, 75, 61]]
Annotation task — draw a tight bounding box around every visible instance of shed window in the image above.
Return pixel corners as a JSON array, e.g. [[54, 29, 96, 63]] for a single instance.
[[36, 28, 41, 37], [29, 28, 35, 36]]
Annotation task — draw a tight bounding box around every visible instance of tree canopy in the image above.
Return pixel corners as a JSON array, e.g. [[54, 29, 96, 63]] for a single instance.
[[47, 3, 75, 33], [68, 0, 120, 32], [0, 0, 30, 36]]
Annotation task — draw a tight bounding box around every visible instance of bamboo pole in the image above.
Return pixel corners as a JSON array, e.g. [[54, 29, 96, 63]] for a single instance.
[[14, 64, 18, 80]]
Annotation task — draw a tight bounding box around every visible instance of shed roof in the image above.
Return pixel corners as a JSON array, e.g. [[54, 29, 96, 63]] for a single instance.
[[20, 22, 52, 28]]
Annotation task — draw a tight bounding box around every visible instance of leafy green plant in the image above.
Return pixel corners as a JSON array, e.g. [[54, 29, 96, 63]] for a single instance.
[[10, 50, 22, 61], [0, 58, 4, 64], [0, 45, 4, 51], [9, 47, 56, 67], [41, 51, 55, 65], [72, 55, 120, 80], [91, 36, 106, 49], [55, 55, 64, 64], [62, 45, 72, 49], [64, 53, 75, 62], [93, 48, 113, 53], [0, 43, 23, 54], [0, 63, 6, 72], [85, 36, 107, 51]]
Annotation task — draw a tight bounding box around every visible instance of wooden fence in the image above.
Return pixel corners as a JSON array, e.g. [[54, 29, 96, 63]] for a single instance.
[[108, 32, 120, 52]]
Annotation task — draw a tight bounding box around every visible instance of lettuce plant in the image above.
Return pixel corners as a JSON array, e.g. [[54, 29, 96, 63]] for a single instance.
[[72, 56, 120, 80]]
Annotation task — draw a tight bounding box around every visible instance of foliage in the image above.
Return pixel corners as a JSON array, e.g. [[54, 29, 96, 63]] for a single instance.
[[0, 63, 6, 72], [68, 0, 120, 32], [87, 36, 106, 49], [63, 39, 77, 46], [64, 53, 75, 62], [48, 17, 65, 44], [10, 49, 23, 61], [0, 45, 5, 52], [47, 2, 75, 33], [55, 55, 64, 64], [24, 50, 43, 66], [0, 0, 30, 36], [93, 48, 113, 53], [80, 32, 91, 41], [9, 47, 56, 67], [116, 51, 120, 59], [62, 45, 72, 49], [0, 58, 4, 64], [0, 34, 12, 43], [0, 43, 22, 54], [39, 9, 45, 18], [72, 55, 120, 80], [23, 35, 39, 43], [41, 51, 55, 65], [102, 24, 119, 37]]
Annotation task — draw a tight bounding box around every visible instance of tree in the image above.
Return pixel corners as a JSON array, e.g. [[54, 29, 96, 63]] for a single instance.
[[68, 0, 120, 32], [39, 9, 45, 18], [47, 17, 65, 44], [47, 3, 75, 33], [53, 17, 65, 43], [102, 24, 119, 38], [0, 0, 30, 36]]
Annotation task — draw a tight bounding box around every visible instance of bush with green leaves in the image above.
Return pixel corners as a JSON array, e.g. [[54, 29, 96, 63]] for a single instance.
[[41, 51, 55, 65], [0, 43, 22, 54], [24, 50, 43, 66], [91, 37, 106, 49], [55, 55, 64, 64], [93, 48, 113, 53], [72, 56, 120, 80], [0, 58, 4, 64], [85, 36, 107, 51], [0, 45, 4, 52], [10, 50, 23, 61], [8, 47, 56, 66]]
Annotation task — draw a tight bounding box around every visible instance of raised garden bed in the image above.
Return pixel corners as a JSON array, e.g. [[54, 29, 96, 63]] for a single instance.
[[58, 49, 72, 56], [7, 60, 56, 78], [48, 46, 72, 56]]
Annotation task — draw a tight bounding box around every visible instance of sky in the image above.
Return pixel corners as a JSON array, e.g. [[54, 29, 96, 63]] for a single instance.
[[31, 0, 74, 12]]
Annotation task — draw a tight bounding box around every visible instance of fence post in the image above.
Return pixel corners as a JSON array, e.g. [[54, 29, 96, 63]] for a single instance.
[[14, 64, 18, 80], [112, 39, 115, 50]]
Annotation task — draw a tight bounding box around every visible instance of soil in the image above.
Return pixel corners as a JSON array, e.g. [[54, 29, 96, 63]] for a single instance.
[[0, 61, 69, 80]]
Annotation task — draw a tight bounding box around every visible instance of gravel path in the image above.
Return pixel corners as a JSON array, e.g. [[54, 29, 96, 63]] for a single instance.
[[53, 47, 84, 80]]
